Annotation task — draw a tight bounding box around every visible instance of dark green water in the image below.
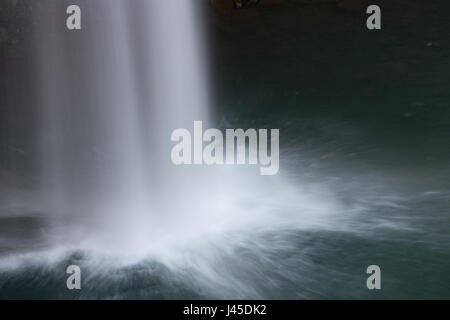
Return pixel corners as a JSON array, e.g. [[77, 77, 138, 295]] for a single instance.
[[208, 0, 450, 299]]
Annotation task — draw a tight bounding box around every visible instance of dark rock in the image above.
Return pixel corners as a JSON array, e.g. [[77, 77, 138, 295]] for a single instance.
[[0, 26, 8, 45]]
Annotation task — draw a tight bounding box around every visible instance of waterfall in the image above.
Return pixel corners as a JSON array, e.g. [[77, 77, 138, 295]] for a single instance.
[[0, 0, 354, 299], [1, 0, 441, 300], [32, 0, 214, 254], [32, 0, 337, 260]]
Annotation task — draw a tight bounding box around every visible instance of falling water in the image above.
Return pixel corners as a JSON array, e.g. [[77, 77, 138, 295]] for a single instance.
[[10, 0, 341, 264], [31, 0, 214, 252], [26, 0, 337, 255]]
